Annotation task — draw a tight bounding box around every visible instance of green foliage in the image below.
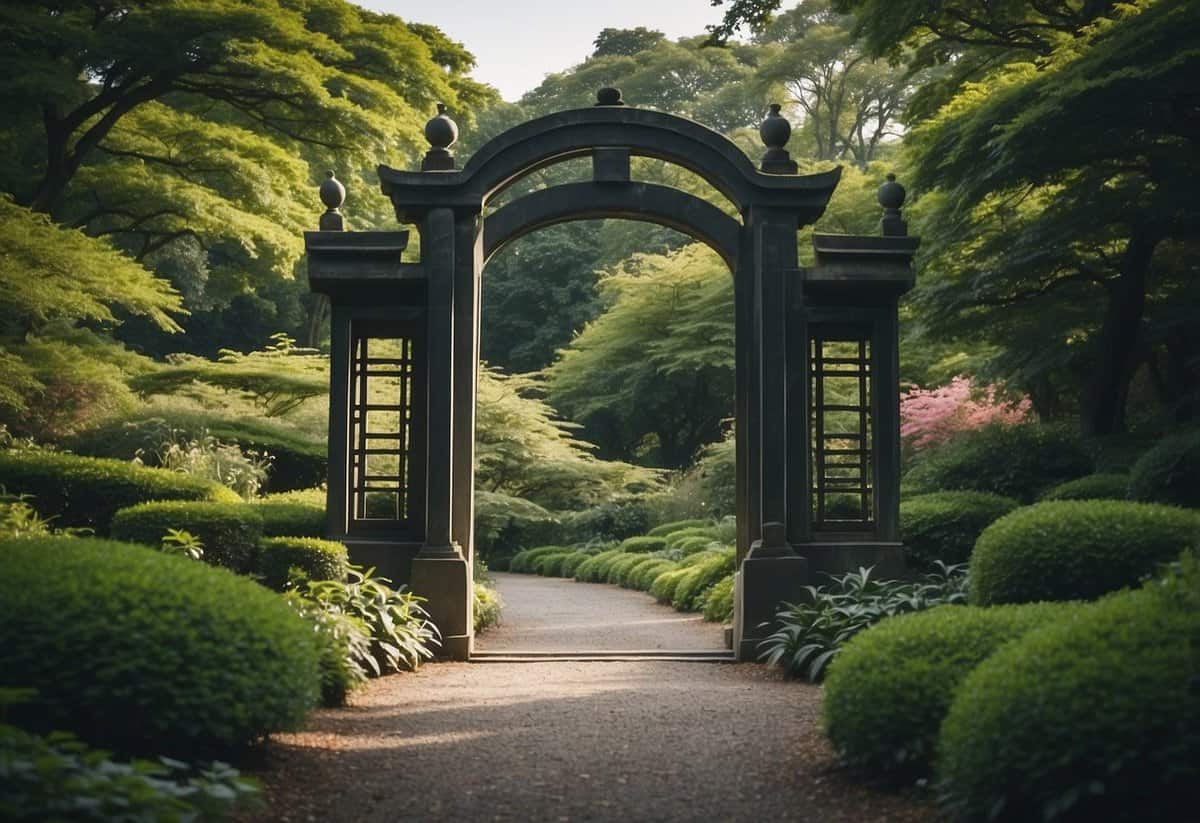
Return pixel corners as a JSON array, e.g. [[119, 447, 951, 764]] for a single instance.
[[254, 495, 325, 538], [473, 582, 503, 633], [145, 430, 272, 501], [968, 500, 1200, 605], [650, 434, 737, 520], [1128, 429, 1200, 508], [0, 493, 56, 540], [664, 526, 720, 551], [631, 560, 677, 591], [283, 591, 372, 707], [650, 567, 692, 604], [1039, 472, 1130, 502], [534, 552, 575, 577], [702, 574, 735, 622], [257, 537, 348, 592], [473, 490, 559, 558], [0, 450, 238, 533], [903, 423, 1092, 502], [509, 545, 568, 574], [618, 535, 668, 553], [671, 535, 719, 556], [0, 537, 319, 756], [760, 563, 969, 681], [558, 552, 592, 579], [822, 602, 1076, 778], [671, 549, 736, 611], [0, 722, 260, 822], [574, 549, 626, 583], [160, 528, 204, 561], [938, 556, 1200, 822], [899, 491, 1021, 569], [604, 553, 652, 585], [110, 501, 263, 574], [559, 500, 654, 543], [647, 518, 712, 537], [592, 551, 632, 583]]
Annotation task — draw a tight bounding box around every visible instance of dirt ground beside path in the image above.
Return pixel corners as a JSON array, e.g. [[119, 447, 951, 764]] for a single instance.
[[244, 573, 934, 822]]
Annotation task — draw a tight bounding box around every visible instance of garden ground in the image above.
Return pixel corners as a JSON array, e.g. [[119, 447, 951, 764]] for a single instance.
[[245, 572, 933, 822]]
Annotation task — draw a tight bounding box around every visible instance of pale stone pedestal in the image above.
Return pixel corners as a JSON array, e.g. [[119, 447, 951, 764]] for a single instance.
[[410, 553, 472, 660]]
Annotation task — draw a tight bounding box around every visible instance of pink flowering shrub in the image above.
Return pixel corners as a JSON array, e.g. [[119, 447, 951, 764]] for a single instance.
[[900, 376, 1031, 454]]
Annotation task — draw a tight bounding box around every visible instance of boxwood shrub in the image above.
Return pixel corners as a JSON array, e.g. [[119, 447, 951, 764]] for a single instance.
[[0, 537, 320, 757], [903, 423, 1092, 503], [672, 549, 736, 611], [702, 574, 735, 622], [509, 545, 567, 573], [1127, 429, 1200, 508], [969, 500, 1199, 605], [534, 552, 575, 577], [257, 537, 348, 591], [899, 491, 1020, 569], [650, 567, 691, 603], [592, 550, 631, 582], [1038, 472, 1129, 502], [558, 551, 591, 578], [633, 559, 678, 591], [618, 535, 668, 553], [605, 552, 650, 585], [938, 558, 1200, 822], [647, 518, 711, 537], [822, 602, 1075, 777], [671, 535, 718, 556], [255, 492, 325, 538], [618, 556, 663, 588], [573, 549, 624, 582], [110, 501, 264, 574], [664, 527, 718, 551], [0, 450, 238, 533]]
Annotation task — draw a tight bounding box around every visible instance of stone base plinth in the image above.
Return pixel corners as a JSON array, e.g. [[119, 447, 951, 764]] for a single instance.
[[410, 553, 472, 661], [734, 554, 810, 661]]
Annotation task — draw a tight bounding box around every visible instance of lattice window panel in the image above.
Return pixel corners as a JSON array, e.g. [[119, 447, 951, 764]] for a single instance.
[[810, 335, 874, 531], [349, 335, 416, 524]]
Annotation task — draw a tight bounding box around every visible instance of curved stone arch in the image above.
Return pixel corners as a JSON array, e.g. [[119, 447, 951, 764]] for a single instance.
[[482, 182, 741, 269]]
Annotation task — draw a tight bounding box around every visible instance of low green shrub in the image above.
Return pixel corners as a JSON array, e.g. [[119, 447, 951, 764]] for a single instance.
[[702, 574, 735, 622], [574, 549, 625, 582], [1127, 429, 1200, 508], [938, 557, 1200, 822], [488, 554, 513, 572], [617, 555, 663, 588], [633, 559, 677, 591], [592, 550, 630, 582], [664, 526, 718, 551], [618, 535, 668, 553], [0, 450, 238, 533], [1038, 472, 1129, 502], [605, 552, 650, 585], [969, 500, 1200, 605], [672, 549, 736, 611], [558, 500, 653, 543], [822, 602, 1076, 778], [903, 423, 1093, 503], [254, 494, 325, 538], [0, 722, 260, 822], [110, 501, 264, 574], [283, 592, 372, 707], [0, 537, 320, 756], [473, 582, 503, 633], [535, 551, 575, 577], [761, 563, 969, 682], [558, 551, 591, 578], [257, 537, 348, 591], [899, 491, 1021, 569], [671, 534, 719, 556], [647, 518, 711, 537], [509, 545, 567, 574], [650, 567, 691, 603]]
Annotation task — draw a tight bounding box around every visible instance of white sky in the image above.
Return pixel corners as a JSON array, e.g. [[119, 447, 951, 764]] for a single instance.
[[358, 0, 730, 101]]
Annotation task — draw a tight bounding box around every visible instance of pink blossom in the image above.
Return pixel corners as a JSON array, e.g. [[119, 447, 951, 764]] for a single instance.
[[900, 376, 1031, 452]]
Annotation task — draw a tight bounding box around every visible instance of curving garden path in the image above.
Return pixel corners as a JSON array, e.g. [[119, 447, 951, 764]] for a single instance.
[[245, 573, 933, 822]]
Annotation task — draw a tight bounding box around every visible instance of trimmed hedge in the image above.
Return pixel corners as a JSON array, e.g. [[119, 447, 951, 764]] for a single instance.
[[821, 602, 1075, 777], [535, 552, 575, 577], [592, 550, 631, 582], [257, 537, 348, 591], [558, 552, 591, 578], [574, 549, 624, 582], [650, 567, 690, 603], [633, 559, 678, 591], [672, 535, 718, 556], [255, 493, 325, 538], [702, 574, 735, 622], [0, 450, 238, 533], [938, 559, 1200, 822], [672, 549, 736, 611], [647, 518, 711, 537], [509, 545, 567, 573], [969, 500, 1199, 605], [605, 552, 650, 585], [899, 491, 1021, 569], [618, 556, 663, 588], [618, 535, 668, 553], [110, 501, 264, 574], [1039, 472, 1130, 502], [664, 527, 718, 551], [0, 537, 319, 757], [903, 423, 1092, 503], [1128, 429, 1200, 508]]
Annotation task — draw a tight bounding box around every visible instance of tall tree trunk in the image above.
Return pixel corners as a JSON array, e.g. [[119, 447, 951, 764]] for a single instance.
[[1081, 225, 1160, 436]]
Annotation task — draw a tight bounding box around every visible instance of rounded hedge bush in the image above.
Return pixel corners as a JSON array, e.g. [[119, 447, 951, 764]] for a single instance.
[[969, 500, 1199, 605], [574, 549, 624, 582], [1128, 429, 1200, 508], [672, 550, 736, 611], [899, 491, 1020, 569], [592, 550, 630, 582], [822, 602, 1076, 777], [903, 423, 1093, 503], [0, 537, 320, 757], [1039, 472, 1130, 502], [647, 518, 711, 537], [255, 498, 325, 538], [257, 537, 348, 590], [938, 558, 1200, 822], [702, 574, 735, 622], [110, 501, 264, 574], [558, 551, 591, 578], [535, 552, 575, 577], [618, 556, 662, 588], [618, 535, 668, 553], [509, 545, 567, 574], [0, 450, 238, 533], [633, 559, 677, 591], [664, 527, 718, 551], [605, 553, 649, 585], [671, 535, 718, 556], [650, 567, 690, 603]]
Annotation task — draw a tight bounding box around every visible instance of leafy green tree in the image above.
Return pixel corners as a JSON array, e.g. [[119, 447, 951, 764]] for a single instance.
[[593, 27, 668, 57]]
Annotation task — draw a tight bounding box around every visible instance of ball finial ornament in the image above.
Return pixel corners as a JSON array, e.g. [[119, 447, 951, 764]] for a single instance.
[[878, 172, 906, 210], [596, 87, 625, 106], [319, 170, 345, 210], [758, 103, 797, 174], [424, 103, 459, 151]]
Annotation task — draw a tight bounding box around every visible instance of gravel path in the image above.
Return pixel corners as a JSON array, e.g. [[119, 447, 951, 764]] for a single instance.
[[245, 574, 933, 823], [477, 571, 725, 651]]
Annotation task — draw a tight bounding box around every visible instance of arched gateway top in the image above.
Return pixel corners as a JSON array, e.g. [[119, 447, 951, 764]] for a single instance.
[[377, 95, 841, 224]]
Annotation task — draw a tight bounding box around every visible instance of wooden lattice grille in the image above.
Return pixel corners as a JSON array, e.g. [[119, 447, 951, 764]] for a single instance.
[[350, 334, 416, 524], [810, 335, 874, 531]]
